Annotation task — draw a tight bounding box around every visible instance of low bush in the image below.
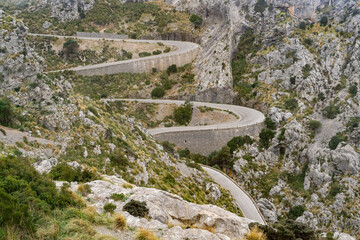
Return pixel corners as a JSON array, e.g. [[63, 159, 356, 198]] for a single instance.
[[284, 98, 298, 111], [189, 14, 203, 28], [320, 16, 328, 26], [254, 0, 268, 13], [167, 64, 177, 74], [123, 200, 149, 218], [139, 52, 151, 57], [329, 133, 347, 150], [302, 64, 311, 78], [151, 87, 165, 98], [111, 193, 128, 202], [179, 148, 190, 158], [265, 117, 276, 130], [0, 98, 13, 126], [49, 163, 98, 183], [173, 101, 192, 125], [308, 120, 322, 132], [152, 50, 162, 55], [104, 203, 117, 213], [322, 104, 340, 119], [348, 83, 358, 97], [299, 21, 307, 30], [259, 128, 276, 149], [227, 135, 253, 153], [208, 146, 232, 168], [288, 205, 305, 220], [161, 141, 175, 155]]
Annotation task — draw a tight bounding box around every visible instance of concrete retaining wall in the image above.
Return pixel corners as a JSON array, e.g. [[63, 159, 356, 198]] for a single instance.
[[153, 122, 264, 156]]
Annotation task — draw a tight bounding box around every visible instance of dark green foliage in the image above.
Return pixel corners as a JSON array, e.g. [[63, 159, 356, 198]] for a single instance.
[[49, 163, 98, 182], [139, 52, 151, 57], [322, 104, 340, 119], [290, 76, 296, 85], [299, 21, 307, 30], [303, 38, 313, 46], [189, 14, 203, 28], [227, 135, 253, 153], [265, 117, 276, 130], [0, 98, 13, 126], [288, 205, 305, 219], [284, 98, 298, 111], [123, 200, 149, 218], [320, 16, 328, 26], [104, 203, 117, 213], [346, 117, 360, 131], [87, 106, 99, 117], [254, 0, 268, 13], [63, 38, 79, 59], [250, 219, 316, 240], [302, 64, 311, 78], [308, 120, 322, 131], [161, 141, 175, 155], [208, 146, 232, 168], [0, 155, 78, 235], [173, 101, 192, 125], [179, 148, 190, 158], [152, 50, 162, 55], [348, 83, 357, 97], [151, 87, 165, 98], [329, 133, 347, 150], [318, 92, 325, 101], [328, 183, 342, 199], [167, 64, 178, 74], [259, 128, 275, 149], [110, 151, 129, 168]]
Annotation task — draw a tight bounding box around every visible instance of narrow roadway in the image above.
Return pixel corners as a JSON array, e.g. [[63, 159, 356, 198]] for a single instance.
[[103, 98, 266, 224], [28, 33, 199, 73]]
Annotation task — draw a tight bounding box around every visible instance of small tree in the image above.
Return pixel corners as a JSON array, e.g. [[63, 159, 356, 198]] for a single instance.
[[0, 98, 13, 126], [320, 16, 328, 26], [63, 38, 79, 59], [259, 128, 275, 149], [173, 101, 192, 125], [189, 14, 203, 28], [308, 120, 322, 132], [299, 21, 307, 30], [151, 87, 165, 98], [254, 0, 268, 13], [167, 64, 177, 74]]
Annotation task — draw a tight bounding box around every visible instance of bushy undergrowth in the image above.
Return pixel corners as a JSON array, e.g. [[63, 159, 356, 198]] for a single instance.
[[49, 162, 98, 183], [173, 101, 192, 125], [123, 200, 149, 218]]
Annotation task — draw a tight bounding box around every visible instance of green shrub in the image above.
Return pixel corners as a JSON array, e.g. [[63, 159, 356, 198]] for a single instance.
[[208, 146, 232, 168], [348, 83, 357, 97], [329, 133, 347, 150], [167, 64, 177, 74], [49, 163, 98, 183], [104, 203, 117, 213], [63, 38, 79, 59], [303, 38, 313, 46], [152, 50, 162, 55], [346, 117, 360, 131], [299, 21, 307, 30], [254, 0, 268, 13], [110, 151, 129, 168], [318, 92, 325, 101], [189, 14, 203, 28], [328, 183, 342, 199], [227, 135, 253, 153], [308, 120, 322, 132], [302, 64, 311, 78], [123, 200, 149, 218], [322, 104, 340, 119], [151, 87, 165, 98], [265, 117, 276, 130], [179, 148, 190, 158], [87, 106, 99, 117], [139, 52, 151, 57], [173, 101, 192, 125], [0, 98, 13, 126], [288, 205, 305, 220], [320, 16, 328, 26], [284, 98, 298, 111], [259, 128, 275, 149], [161, 141, 175, 155], [111, 193, 128, 202]]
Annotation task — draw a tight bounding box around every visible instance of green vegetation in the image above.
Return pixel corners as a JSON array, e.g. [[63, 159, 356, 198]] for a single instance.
[[208, 146, 232, 169], [284, 98, 298, 111], [254, 0, 268, 13], [288, 205, 305, 220], [0, 155, 80, 237], [139, 52, 152, 57], [123, 200, 149, 218], [259, 128, 275, 149], [227, 135, 253, 153], [111, 193, 128, 202], [103, 203, 117, 213], [167, 64, 178, 74], [346, 117, 360, 131], [299, 21, 307, 30], [63, 38, 79, 59], [329, 133, 347, 150], [49, 163, 98, 183], [251, 219, 316, 240], [151, 87, 165, 98], [0, 98, 13, 126], [348, 83, 358, 97], [173, 101, 192, 125], [322, 104, 340, 119], [308, 120, 322, 132], [265, 117, 276, 130], [320, 16, 328, 26], [302, 64, 311, 78], [189, 14, 203, 28]]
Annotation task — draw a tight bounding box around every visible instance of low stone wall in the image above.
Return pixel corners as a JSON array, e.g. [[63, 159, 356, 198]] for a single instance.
[[153, 122, 264, 156], [73, 46, 199, 76], [76, 32, 129, 39]]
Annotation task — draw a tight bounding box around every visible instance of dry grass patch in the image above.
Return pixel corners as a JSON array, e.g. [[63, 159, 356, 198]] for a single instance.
[[114, 214, 127, 230], [244, 226, 267, 240], [136, 228, 159, 240]]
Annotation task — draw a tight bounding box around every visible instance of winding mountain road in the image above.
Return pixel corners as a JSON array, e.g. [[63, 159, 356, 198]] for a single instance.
[[103, 98, 266, 224], [28, 33, 199, 75]]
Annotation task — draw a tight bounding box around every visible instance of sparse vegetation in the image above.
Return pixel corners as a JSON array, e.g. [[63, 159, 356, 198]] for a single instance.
[[308, 120, 322, 132], [329, 133, 347, 150], [189, 14, 203, 28], [323, 104, 340, 119], [136, 228, 158, 240], [104, 203, 117, 213]]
